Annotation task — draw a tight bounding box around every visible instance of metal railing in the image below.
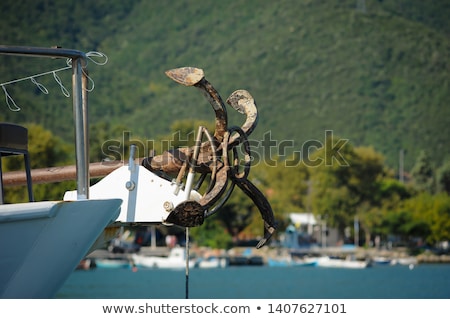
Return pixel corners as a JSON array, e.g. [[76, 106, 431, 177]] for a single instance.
[[0, 45, 90, 199]]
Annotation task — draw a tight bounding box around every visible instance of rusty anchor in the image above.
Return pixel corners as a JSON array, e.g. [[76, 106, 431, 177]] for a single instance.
[[142, 67, 277, 248]]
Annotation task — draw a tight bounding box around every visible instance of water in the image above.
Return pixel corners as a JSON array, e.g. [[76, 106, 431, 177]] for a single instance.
[[56, 263, 450, 299]]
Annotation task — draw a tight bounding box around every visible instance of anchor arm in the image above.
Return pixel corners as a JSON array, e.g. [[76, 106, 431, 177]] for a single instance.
[[165, 67, 228, 143]]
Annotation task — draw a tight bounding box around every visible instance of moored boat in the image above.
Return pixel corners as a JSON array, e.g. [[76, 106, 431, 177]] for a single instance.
[[95, 257, 132, 269], [196, 256, 228, 268], [391, 257, 418, 266], [131, 247, 196, 269], [316, 256, 370, 269], [372, 256, 393, 265], [267, 256, 318, 267]]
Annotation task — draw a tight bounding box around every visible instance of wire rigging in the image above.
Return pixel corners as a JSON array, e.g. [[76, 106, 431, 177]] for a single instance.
[[0, 51, 108, 111]]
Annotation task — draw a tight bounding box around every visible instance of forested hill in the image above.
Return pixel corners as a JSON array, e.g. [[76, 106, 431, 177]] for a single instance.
[[0, 0, 449, 171]]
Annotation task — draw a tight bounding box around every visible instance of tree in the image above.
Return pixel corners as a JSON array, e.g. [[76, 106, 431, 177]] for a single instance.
[[216, 159, 311, 242], [436, 159, 450, 195], [216, 187, 257, 241], [309, 136, 358, 240], [89, 121, 129, 162], [373, 178, 411, 240], [381, 192, 450, 247], [406, 192, 450, 246], [309, 137, 391, 245], [252, 159, 309, 221], [426, 193, 450, 245], [351, 146, 387, 245], [410, 150, 435, 193], [189, 217, 233, 249]]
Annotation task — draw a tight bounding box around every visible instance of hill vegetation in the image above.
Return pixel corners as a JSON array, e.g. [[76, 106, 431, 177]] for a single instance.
[[0, 0, 449, 248], [1, 0, 449, 170]]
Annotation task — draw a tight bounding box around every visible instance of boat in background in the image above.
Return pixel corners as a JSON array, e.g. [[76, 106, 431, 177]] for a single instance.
[[316, 256, 370, 269], [372, 256, 393, 265], [267, 256, 318, 267], [196, 256, 228, 268], [95, 257, 132, 269], [267, 257, 291, 267], [391, 257, 418, 266], [131, 247, 196, 269]]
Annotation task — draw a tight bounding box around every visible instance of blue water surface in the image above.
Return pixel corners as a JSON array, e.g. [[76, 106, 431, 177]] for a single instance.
[[56, 263, 450, 299]]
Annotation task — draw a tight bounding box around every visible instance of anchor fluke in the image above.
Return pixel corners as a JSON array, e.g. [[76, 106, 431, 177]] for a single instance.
[[164, 200, 205, 227], [165, 67, 204, 87]]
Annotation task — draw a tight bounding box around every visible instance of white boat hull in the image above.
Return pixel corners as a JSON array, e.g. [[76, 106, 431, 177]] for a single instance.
[[267, 257, 318, 267], [0, 199, 122, 298], [197, 257, 228, 268], [131, 247, 196, 269], [316, 256, 369, 269]]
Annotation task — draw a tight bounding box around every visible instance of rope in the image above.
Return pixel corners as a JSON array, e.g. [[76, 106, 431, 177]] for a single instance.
[[1, 84, 20, 111], [185, 227, 190, 299]]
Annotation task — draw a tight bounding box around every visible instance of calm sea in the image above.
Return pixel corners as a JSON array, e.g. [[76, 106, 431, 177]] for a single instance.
[[56, 263, 450, 299]]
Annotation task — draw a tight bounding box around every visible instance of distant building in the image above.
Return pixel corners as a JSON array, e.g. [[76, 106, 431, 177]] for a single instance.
[[283, 212, 339, 250]]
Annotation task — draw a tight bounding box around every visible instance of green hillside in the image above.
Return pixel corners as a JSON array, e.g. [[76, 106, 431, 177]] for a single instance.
[[0, 0, 449, 172]]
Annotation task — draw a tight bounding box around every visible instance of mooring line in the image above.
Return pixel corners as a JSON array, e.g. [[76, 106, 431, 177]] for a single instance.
[[185, 227, 190, 299]]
